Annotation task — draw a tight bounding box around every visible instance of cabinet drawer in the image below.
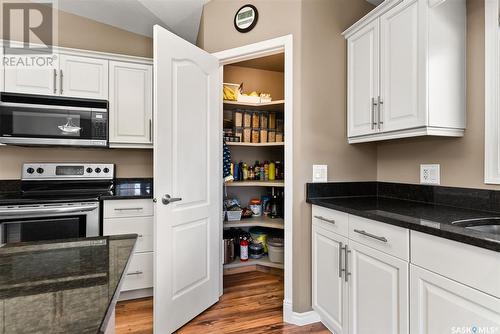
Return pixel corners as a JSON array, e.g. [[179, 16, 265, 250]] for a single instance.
[[104, 199, 153, 218], [348, 215, 409, 261], [312, 205, 349, 237], [411, 231, 500, 298], [104, 216, 153, 253], [121, 252, 153, 292]]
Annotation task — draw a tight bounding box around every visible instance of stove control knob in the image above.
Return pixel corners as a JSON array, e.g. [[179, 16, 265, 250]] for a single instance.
[[86, 167, 93, 174], [36, 168, 44, 174], [95, 167, 101, 174], [26, 167, 35, 174], [103, 167, 110, 174]]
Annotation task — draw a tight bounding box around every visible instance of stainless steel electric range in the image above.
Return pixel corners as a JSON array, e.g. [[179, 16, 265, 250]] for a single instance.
[[0, 163, 114, 245]]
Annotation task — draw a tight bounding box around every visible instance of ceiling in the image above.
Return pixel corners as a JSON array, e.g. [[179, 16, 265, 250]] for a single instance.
[[52, 0, 209, 44]]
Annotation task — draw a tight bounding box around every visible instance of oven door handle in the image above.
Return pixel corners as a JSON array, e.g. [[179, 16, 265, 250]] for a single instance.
[[0, 204, 99, 217]]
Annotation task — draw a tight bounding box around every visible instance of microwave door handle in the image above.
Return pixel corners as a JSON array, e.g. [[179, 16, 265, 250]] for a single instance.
[[0, 204, 99, 217]]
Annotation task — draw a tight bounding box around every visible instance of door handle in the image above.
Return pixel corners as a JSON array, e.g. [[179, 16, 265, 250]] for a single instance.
[[53, 69, 57, 94], [354, 229, 388, 243], [127, 271, 143, 276], [338, 242, 344, 278], [344, 245, 351, 282], [162, 194, 182, 205], [378, 96, 384, 129], [313, 215, 335, 224], [60, 70, 63, 94], [149, 119, 152, 142], [371, 97, 378, 129]]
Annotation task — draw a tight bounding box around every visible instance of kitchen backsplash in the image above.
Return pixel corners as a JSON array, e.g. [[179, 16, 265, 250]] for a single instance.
[[0, 146, 153, 179]]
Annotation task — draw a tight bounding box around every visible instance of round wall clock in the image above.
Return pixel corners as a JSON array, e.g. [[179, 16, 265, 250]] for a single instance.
[[234, 5, 258, 33]]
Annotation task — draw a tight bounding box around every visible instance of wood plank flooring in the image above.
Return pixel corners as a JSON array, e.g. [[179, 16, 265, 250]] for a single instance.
[[116, 271, 329, 334]]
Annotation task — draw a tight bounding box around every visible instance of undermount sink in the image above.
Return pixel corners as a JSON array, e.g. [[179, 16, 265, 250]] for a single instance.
[[452, 217, 500, 235]]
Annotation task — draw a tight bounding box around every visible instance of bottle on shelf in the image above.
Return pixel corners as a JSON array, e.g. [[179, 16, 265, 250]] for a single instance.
[[240, 237, 249, 262], [269, 161, 276, 181]]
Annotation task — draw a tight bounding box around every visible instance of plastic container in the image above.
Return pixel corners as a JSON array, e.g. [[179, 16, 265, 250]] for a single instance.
[[267, 237, 284, 263], [233, 127, 243, 142], [243, 127, 252, 143], [260, 114, 268, 129], [233, 109, 243, 127], [276, 119, 284, 132], [223, 83, 240, 101], [243, 111, 252, 127], [268, 113, 277, 129], [249, 243, 264, 259], [251, 129, 260, 143], [249, 227, 268, 253], [276, 132, 284, 143], [252, 112, 260, 128], [226, 210, 243, 221], [268, 130, 276, 142], [260, 129, 268, 143], [249, 199, 262, 217]]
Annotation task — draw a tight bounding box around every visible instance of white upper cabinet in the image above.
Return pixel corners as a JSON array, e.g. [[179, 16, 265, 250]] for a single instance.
[[109, 61, 152, 148], [347, 20, 379, 137], [59, 54, 108, 99], [4, 66, 58, 96], [343, 0, 466, 143]]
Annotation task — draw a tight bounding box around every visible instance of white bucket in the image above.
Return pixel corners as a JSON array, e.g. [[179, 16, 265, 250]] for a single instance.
[[267, 238, 284, 263]]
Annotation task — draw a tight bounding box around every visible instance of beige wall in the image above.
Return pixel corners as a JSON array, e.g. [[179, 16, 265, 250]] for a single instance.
[[0, 7, 154, 179], [377, 0, 497, 190], [198, 0, 375, 312], [224, 65, 285, 100]]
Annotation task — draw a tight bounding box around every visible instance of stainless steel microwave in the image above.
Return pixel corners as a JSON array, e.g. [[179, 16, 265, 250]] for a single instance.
[[0, 92, 108, 147]]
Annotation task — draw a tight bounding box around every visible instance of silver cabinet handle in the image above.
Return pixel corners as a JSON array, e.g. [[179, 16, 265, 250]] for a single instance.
[[53, 69, 57, 94], [149, 119, 152, 142], [162, 194, 182, 205], [378, 96, 384, 129], [354, 229, 388, 243], [114, 207, 144, 211], [313, 215, 335, 224], [344, 245, 351, 282], [338, 242, 344, 278], [127, 271, 143, 276], [60, 70, 63, 94], [371, 97, 378, 129]]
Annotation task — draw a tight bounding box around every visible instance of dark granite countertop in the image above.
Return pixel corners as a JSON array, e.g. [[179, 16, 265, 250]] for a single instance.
[[100, 178, 153, 200], [0, 234, 137, 333], [307, 182, 500, 253]]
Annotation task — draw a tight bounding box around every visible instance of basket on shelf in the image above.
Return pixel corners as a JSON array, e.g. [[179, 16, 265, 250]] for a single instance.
[[226, 210, 243, 222]]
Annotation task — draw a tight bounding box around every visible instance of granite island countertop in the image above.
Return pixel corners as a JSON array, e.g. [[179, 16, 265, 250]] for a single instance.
[[307, 182, 500, 253], [0, 234, 137, 333]]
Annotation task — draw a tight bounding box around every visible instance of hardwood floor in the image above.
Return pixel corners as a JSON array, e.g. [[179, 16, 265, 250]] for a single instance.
[[116, 271, 329, 334]]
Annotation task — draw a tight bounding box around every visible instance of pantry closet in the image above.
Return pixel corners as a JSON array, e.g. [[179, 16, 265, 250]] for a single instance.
[[221, 53, 286, 280]]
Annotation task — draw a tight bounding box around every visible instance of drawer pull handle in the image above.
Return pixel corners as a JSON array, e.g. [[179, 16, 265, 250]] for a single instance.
[[354, 229, 388, 243], [314, 215, 335, 224], [338, 242, 344, 278], [127, 271, 143, 276], [115, 207, 144, 211]]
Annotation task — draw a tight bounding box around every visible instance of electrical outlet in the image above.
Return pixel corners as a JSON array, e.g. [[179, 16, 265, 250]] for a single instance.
[[313, 165, 328, 183], [420, 164, 440, 185]]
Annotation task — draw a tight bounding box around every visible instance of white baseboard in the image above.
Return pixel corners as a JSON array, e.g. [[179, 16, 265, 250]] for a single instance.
[[283, 300, 322, 327], [118, 288, 153, 301]]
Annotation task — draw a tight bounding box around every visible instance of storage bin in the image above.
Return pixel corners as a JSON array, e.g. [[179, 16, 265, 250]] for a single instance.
[[243, 128, 252, 143], [260, 129, 268, 143], [267, 238, 284, 263], [233, 109, 243, 128], [251, 129, 260, 143], [268, 130, 276, 142], [223, 83, 240, 101], [226, 210, 242, 221], [243, 111, 252, 127], [268, 113, 277, 129], [276, 132, 284, 142]]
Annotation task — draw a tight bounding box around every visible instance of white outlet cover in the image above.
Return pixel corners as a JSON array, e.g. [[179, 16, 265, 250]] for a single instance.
[[420, 164, 440, 185], [313, 165, 328, 183]]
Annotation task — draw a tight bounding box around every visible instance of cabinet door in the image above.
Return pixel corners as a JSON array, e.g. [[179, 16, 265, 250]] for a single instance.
[[349, 240, 408, 334], [59, 54, 108, 99], [4, 63, 57, 95], [379, 0, 426, 132], [410, 264, 500, 334], [347, 19, 379, 138], [312, 223, 349, 334], [109, 61, 152, 147]]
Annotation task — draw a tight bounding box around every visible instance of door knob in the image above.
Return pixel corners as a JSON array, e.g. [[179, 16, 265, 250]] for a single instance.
[[162, 194, 182, 205]]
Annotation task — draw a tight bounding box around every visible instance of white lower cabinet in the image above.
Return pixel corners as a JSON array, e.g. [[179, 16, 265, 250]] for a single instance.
[[349, 241, 408, 334], [104, 199, 154, 299], [410, 264, 500, 334], [312, 205, 500, 334], [312, 223, 349, 334]]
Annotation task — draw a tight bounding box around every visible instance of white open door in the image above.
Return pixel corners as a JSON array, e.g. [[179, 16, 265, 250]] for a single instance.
[[153, 25, 221, 334]]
